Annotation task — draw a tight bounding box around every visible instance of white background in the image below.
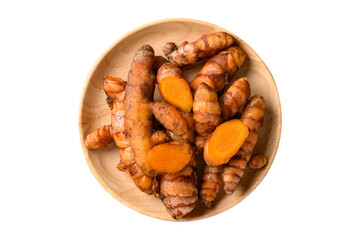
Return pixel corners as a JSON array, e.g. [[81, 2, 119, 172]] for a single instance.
[[1, 0, 359, 239]]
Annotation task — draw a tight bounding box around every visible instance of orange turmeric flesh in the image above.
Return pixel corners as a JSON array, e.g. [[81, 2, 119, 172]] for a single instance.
[[157, 63, 193, 112], [204, 119, 249, 166], [148, 141, 194, 174]]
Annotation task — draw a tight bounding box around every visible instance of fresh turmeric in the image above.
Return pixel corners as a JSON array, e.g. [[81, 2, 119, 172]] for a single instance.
[[248, 154, 267, 169], [167, 111, 196, 144], [163, 32, 235, 67], [125, 45, 156, 177], [219, 77, 251, 120], [193, 82, 222, 138], [152, 101, 195, 143], [84, 125, 113, 150], [104, 77, 154, 194], [200, 165, 223, 208], [195, 135, 207, 151], [157, 63, 193, 112], [148, 141, 194, 174], [203, 119, 249, 166], [189, 47, 246, 92], [150, 130, 169, 146], [153, 55, 169, 74], [192, 82, 224, 208], [222, 96, 266, 194], [152, 101, 188, 136], [159, 159, 198, 220]]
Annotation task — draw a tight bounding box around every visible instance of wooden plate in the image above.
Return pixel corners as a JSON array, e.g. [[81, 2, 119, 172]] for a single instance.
[[78, 18, 282, 221]]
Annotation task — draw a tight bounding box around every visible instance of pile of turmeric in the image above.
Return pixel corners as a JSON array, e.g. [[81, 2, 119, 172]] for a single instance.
[[84, 32, 270, 219]]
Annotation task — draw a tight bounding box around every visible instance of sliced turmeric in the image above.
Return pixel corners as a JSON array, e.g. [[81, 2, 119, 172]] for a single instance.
[[148, 141, 194, 174], [125, 45, 156, 177], [200, 165, 223, 208], [157, 63, 193, 112], [159, 159, 198, 220], [222, 96, 266, 194], [163, 32, 235, 67], [203, 119, 249, 166], [193, 82, 222, 138], [248, 154, 267, 169], [85, 125, 113, 150], [219, 77, 251, 120], [189, 46, 246, 92], [104, 76, 153, 194]]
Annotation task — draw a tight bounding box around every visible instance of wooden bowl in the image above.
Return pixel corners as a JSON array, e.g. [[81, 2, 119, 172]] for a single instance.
[[78, 18, 281, 221]]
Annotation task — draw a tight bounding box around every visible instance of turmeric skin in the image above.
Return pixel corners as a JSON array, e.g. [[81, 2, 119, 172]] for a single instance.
[[193, 82, 222, 139], [159, 159, 198, 220], [193, 83, 223, 208], [84, 125, 113, 150], [104, 76, 154, 194], [166, 111, 196, 144], [150, 130, 169, 146], [248, 154, 267, 169], [163, 32, 235, 67], [190, 46, 246, 92], [125, 45, 156, 177], [152, 101, 195, 143], [200, 165, 223, 208], [219, 77, 251, 121], [222, 96, 266, 194], [152, 101, 188, 136], [153, 55, 169, 74]]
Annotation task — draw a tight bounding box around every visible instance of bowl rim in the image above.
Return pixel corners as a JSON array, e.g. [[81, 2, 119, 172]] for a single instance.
[[78, 18, 282, 221]]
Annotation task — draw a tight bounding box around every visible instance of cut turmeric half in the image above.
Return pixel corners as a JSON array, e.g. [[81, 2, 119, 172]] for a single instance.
[[204, 119, 249, 166], [148, 141, 194, 174], [157, 63, 193, 112]]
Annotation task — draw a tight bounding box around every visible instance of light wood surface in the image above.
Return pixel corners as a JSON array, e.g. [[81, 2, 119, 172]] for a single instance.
[[78, 18, 282, 221]]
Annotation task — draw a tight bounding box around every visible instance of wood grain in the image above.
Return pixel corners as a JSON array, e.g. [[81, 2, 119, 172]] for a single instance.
[[78, 18, 282, 221]]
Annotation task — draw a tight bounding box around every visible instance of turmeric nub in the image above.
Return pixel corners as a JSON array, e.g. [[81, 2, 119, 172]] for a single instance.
[[148, 141, 193, 174], [204, 120, 249, 166]]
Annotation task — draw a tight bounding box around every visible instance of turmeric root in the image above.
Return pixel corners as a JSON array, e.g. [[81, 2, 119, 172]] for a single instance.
[[157, 63, 193, 112], [163, 32, 235, 67], [167, 111, 196, 143], [150, 130, 170, 146], [152, 176, 160, 198], [152, 101, 188, 136], [125, 45, 156, 177], [148, 141, 194, 174], [153, 55, 169, 74], [85, 125, 113, 150], [195, 135, 207, 151], [103, 77, 127, 100], [159, 159, 198, 219], [200, 165, 223, 208], [219, 77, 251, 120], [248, 154, 267, 169], [222, 96, 266, 194], [189, 46, 246, 92], [193, 82, 222, 138], [104, 76, 154, 194], [192, 83, 225, 207], [203, 119, 249, 166]]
